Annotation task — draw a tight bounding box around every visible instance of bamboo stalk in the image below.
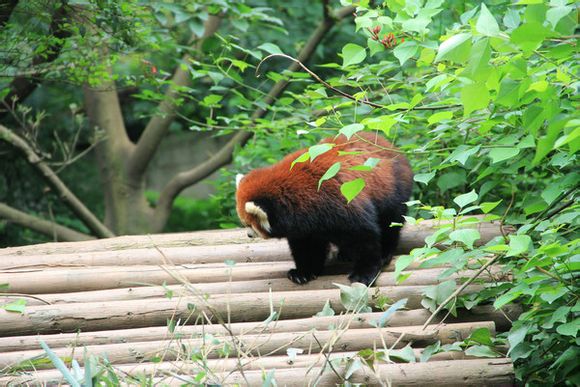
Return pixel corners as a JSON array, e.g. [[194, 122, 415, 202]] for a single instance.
[[0, 305, 521, 353], [209, 358, 515, 386], [0, 217, 511, 258], [0, 285, 485, 336], [0, 266, 508, 304], [0, 350, 476, 385], [0, 322, 494, 369]]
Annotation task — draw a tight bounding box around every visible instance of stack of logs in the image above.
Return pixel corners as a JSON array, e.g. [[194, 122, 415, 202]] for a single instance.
[[0, 219, 517, 385]]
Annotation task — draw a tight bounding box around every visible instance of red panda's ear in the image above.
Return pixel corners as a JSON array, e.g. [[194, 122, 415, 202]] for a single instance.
[[235, 173, 245, 189], [245, 201, 271, 233]]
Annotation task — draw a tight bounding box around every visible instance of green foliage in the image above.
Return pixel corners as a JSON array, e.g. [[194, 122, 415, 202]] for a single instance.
[[145, 192, 223, 232], [226, 0, 578, 384]]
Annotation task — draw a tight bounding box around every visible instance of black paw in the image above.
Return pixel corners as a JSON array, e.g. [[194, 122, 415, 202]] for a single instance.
[[287, 269, 317, 285], [348, 269, 380, 286], [381, 253, 394, 265]]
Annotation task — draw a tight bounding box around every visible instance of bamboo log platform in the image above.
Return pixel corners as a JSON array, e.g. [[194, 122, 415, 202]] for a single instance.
[[0, 219, 516, 386]]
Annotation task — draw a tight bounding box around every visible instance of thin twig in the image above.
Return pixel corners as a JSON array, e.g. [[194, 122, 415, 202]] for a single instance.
[[256, 53, 460, 111], [0, 293, 51, 305], [312, 332, 345, 384], [421, 254, 501, 330]]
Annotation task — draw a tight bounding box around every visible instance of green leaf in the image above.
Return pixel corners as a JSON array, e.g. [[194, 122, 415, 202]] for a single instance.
[[364, 158, 381, 168], [465, 345, 500, 358], [393, 41, 418, 66], [369, 298, 408, 328], [427, 111, 453, 125], [315, 300, 336, 317], [202, 94, 223, 106], [546, 5, 574, 29], [556, 319, 579, 337], [468, 327, 494, 346], [446, 145, 480, 166], [339, 123, 364, 140], [387, 344, 416, 363], [335, 282, 371, 312], [463, 38, 491, 81], [488, 147, 520, 163], [503, 8, 521, 30], [494, 291, 521, 309], [309, 143, 333, 162], [419, 247, 463, 269], [1, 299, 26, 313], [495, 78, 520, 107], [532, 118, 566, 166], [257, 43, 283, 55], [420, 342, 441, 362], [453, 190, 478, 208], [342, 43, 367, 67], [422, 280, 456, 312], [523, 105, 546, 136], [290, 152, 310, 169], [318, 162, 341, 190], [449, 229, 481, 249], [414, 171, 435, 185], [510, 22, 550, 52], [435, 33, 472, 63], [364, 115, 398, 136], [506, 235, 532, 257], [40, 340, 81, 387], [507, 324, 529, 355], [476, 4, 500, 36], [461, 82, 489, 116], [394, 254, 415, 279], [341, 178, 366, 203], [481, 200, 502, 213]]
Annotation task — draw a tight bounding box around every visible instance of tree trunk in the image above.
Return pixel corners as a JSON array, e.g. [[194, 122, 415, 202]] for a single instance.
[[83, 83, 155, 235]]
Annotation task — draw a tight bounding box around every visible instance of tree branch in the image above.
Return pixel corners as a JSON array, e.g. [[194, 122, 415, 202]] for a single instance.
[[1, 1, 70, 111], [126, 14, 223, 183], [0, 203, 95, 242], [257, 53, 460, 111], [151, 5, 355, 232], [0, 124, 114, 238]]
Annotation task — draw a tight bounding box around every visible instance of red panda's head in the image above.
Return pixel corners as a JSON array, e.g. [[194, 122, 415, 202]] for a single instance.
[[235, 173, 272, 239]]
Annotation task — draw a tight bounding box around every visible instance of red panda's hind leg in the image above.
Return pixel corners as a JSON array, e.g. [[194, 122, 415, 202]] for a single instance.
[[343, 233, 383, 286], [287, 237, 329, 285]]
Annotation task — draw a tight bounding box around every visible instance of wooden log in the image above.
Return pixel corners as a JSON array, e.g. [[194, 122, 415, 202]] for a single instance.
[[2, 358, 514, 385], [209, 358, 515, 386], [0, 322, 494, 368], [0, 262, 295, 294], [0, 217, 511, 258], [0, 241, 290, 270], [0, 266, 508, 304], [0, 350, 474, 385], [0, 305, 521, 352], [0, 285, 484, 336], [0, 228, 247, 256]]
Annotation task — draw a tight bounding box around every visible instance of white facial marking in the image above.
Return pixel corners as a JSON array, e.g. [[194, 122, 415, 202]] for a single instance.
[[245, 201, 271, 233], [235, 173, 245, 189]]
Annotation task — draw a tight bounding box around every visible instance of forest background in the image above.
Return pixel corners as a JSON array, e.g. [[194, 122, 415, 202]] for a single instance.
[[0, 0, 577, 384]]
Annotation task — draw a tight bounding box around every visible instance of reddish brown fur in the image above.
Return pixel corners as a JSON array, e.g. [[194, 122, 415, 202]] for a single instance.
[[236, 133, 413, 237]]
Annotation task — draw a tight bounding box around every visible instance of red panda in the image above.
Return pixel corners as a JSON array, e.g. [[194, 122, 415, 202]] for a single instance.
[[236, 132, 413, 286]]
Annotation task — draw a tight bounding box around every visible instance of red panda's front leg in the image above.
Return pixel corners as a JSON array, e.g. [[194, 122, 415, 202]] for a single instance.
[[286, 236, 329, 284]]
